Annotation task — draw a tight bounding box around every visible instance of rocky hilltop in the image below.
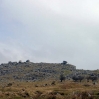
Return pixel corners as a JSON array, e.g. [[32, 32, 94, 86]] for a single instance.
[[0, 60, 95, 82]]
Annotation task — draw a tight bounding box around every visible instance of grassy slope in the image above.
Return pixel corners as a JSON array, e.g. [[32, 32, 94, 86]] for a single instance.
[[0, 80, 99, 99]]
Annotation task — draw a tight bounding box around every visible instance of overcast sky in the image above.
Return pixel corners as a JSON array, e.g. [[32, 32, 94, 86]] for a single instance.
[[0, 0, 99, 70]]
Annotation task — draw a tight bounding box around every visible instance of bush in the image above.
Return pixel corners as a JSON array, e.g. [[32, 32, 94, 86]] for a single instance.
[[60, 74, 65, 82]]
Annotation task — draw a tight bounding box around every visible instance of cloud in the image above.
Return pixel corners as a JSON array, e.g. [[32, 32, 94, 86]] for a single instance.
[[0, 0, 99, 70], [0, 42, 27, 62]]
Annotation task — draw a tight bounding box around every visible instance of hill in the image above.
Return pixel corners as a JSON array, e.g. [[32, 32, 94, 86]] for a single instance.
[[0, 61, 99, 99], [0, 60, 96, 82]]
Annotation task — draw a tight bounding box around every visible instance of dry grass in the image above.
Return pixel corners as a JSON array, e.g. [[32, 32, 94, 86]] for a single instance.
[[0, 80, 99, 99]]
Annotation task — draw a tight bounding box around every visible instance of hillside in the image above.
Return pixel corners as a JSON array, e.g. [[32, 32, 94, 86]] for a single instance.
[[0, 61, 99, 99], [0, 61, 77, 82], [0, 60, 96, 82]]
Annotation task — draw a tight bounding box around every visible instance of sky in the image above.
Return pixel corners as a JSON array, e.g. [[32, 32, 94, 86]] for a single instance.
[[0, 0, 99, 70]]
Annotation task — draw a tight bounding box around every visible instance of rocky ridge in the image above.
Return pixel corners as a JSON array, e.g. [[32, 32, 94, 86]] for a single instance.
[[0, 60, 95, 82]]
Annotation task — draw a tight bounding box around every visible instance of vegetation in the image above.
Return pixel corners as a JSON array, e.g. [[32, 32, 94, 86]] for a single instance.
[[0, 61, 99, 98], [0, 80, 98, 99], [60, 74, 65, 82]]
